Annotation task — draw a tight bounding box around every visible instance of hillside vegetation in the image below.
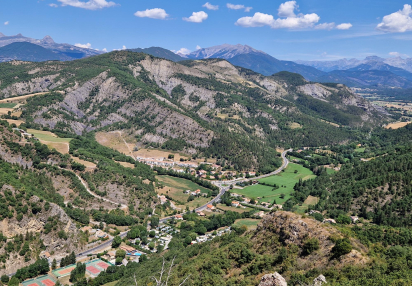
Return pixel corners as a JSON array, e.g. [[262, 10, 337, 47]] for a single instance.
[[0, 51, 387, 172]]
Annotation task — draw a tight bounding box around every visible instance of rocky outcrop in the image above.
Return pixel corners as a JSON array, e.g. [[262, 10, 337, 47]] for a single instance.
[[1, 74, 60, 98], [259, 272, 287, 286], [298, 84, 331, 101], [255, 211, 368, 268]]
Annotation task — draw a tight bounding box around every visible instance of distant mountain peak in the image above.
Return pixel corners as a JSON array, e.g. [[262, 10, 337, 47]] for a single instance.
[[41, 35, 55, 44], [364, 55, 384, 62], [187, 43, 266, 60], [0, 33, 5, 38]]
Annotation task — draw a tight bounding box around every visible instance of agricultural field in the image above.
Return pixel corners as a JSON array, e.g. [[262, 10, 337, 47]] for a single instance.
[[233, 218, 260, 230], [156, 175, 212, 210], [295, 195, 319, 214], [236, 163, 316, 205], [27, 129, 72, 154], [385, 121, 412, 129]]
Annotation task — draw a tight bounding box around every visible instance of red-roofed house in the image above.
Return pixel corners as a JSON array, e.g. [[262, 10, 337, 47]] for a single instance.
[[206, 204, 216, 211]]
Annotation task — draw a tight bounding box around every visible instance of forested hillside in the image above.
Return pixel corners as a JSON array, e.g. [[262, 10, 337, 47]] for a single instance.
[[0, 51, 388, 172], [291, 124, 412, 228], [0, 120, 159, 275]]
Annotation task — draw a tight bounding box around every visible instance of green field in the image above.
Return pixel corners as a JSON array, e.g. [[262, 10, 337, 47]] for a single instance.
[[27, 129, 72, 143], [236, 163, 316, 205], [233, 219, 260, 230], [354, 147, 366, 153], [0, 103, 17, 108], [326, 168, 337, 174]]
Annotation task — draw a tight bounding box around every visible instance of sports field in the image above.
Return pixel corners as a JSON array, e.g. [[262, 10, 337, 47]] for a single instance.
[[22, 275, 56, 286], [236, 163, 316, 205], [52, 264, 76, 278], [85, 259, 113, 276]]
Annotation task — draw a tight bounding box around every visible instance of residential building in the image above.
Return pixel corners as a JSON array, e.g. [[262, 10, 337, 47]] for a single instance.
[[232, 201, 240, 207]]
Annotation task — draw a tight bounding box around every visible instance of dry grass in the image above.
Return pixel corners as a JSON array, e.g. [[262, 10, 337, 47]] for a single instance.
[[385, 122, 411, 129], [47, 142, 70, 154], [96, 131, 191, 161], [319, 119, 340, 127], [216, 113, 240, 120], [0, 92, 55, 104], [0, 108, 14, 115], [5, 119, 24, 126], [71, 156, 97, 169], [117, 161, 135, 168], [289, 122, 302, 129]]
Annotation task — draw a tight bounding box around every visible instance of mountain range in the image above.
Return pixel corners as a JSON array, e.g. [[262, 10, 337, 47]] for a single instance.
[[0, 32, 101, 61], [1, 34, 412, 90]]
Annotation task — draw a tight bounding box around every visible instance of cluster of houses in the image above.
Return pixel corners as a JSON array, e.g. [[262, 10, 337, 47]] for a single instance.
[[183, 189, 208, 197], [137, 156, 261, 182], [137, 157, 199, 169], [230, 193, 282, 210], [191, 227, 231, 245]]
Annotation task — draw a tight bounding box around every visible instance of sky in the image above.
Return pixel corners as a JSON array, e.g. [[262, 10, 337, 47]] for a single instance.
[[1, 0, 412, 60]]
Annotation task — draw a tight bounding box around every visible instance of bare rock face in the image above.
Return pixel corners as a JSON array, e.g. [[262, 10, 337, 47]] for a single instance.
[[259, 272, 287, 286], [313, 275, 327, 286], [298, 84, 331, 101]]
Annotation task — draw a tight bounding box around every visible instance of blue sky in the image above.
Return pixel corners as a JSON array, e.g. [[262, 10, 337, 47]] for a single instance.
[[1, 0, 412, 60]]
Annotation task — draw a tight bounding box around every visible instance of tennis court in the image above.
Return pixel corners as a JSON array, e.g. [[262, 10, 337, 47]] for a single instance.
[[22, 275, 56, 286], [52, 264, 76, 278], [85, 259, 113, 277]]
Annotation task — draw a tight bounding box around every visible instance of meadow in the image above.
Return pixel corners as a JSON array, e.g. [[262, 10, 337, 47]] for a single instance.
[[235, 163, 316, 205]]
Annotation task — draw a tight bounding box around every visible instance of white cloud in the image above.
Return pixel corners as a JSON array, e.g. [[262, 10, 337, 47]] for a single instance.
[[134, 8, 169, 19], [102, 48, 107, 52], [377, 4, 412, 32], [196, 45, 202, 50], [49, 3, 58, 7], [278, 1, 296, 18], [57, 0, 116, 10], [236, 1, 350, 31], [4, 21, 9, 26], [176, 48, 191, 55], [389, 51, 409, 58], [75, 43, 92, 49], [227, 3, 252, 12], [203, 2, 218, 10], [183, 11, 208, 23], [236, 12, 274, 27], [315, 23, 335, 30], [336, 23, 352, 30]]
